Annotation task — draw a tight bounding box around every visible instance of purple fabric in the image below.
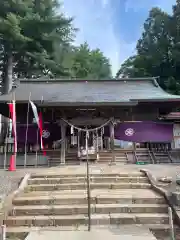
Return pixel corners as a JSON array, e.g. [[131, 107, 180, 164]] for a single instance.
[[114, 122, 173, 143], [16, 123, 61, 144]]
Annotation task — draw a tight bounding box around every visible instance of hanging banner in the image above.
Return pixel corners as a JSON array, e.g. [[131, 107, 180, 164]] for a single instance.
[[114, 121, 173, 143], [16, 123, 61, 144], [30, 101, 40, 128], [29, 101, 46, 155], [8, 101, 17, 153]]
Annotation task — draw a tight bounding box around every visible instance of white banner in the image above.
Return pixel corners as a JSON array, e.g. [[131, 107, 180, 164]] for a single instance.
[[29, 101, 44, 150], [29, 101, 39, 128]]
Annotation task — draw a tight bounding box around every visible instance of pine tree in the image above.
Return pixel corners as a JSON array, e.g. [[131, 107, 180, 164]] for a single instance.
[[0, 0, 75, 92]]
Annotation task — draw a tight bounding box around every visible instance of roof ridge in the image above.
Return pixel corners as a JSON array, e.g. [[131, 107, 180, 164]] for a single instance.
[[18, 77, 157, 83]]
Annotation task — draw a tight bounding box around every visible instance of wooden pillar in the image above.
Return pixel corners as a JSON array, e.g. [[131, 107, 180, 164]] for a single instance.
[[77, 130, 80, 157], [60, 121, 66, 164], [110, 120, 115, 162], [101, 128, 103, 151]]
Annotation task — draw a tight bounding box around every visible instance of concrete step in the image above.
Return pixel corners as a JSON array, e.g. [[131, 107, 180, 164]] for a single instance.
[[13, 194, 165, 206], [28, 176, 149, 185], [6, 224, 177, 240], [21, 188, 163, 197], [10, 204, 168, 216], [99, 153, 126, 155], [5, 213, 169, 227], [31, 172, 144, 178], [115, 159, 127, 162], [26, 182, 151, 191]]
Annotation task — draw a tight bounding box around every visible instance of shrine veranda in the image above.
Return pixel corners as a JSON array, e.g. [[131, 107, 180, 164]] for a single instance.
[[0, 77, 180, 167]]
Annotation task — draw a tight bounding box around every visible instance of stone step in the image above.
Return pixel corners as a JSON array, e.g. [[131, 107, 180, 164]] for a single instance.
[[98, 159, 112, 162], [115, 159, 127, 162], [99, 157, 127, 161], [21, 188, 162, 197], [13, 194, 165, 205], [10, 204, 168, 216], [26, 182, 151, 191], [99, 153, 126, 156], [5, 213, 169, 227], [6, 224, 176, 240], [28, 176, 149, 185], [31, 172, 144, 178]]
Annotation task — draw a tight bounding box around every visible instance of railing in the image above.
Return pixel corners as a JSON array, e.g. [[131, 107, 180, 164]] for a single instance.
[[134, 151, 138, 163], [125, 152, 128, 163], [0, 225, 6, 240], [168, 207, 175, 240], [0, 138, 64, 169], [167, 151, 173, 163], [85, 132, 91, 231], [148, 150, 155, 164]]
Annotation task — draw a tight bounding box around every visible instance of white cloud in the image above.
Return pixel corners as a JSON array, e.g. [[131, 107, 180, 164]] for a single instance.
[[62, 0, 175, 77], [62, 0, 121, 76]]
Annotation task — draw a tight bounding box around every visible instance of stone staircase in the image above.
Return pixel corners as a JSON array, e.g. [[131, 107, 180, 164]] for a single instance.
[[65, 151, 79, 165], [47, 150, 79, 166], [46, 150, 61, 167], [153, 151, 172, 164], [4, 171, 179, 240], [98, 150, 128, 163], [135, 149, 153, 164]]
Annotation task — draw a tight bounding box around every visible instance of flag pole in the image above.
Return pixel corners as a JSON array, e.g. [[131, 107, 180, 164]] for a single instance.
[[4, 117, 9, 170], [24, 92, 31, 168], [13, 91, 17, 169], [35, 127, 39, 168]]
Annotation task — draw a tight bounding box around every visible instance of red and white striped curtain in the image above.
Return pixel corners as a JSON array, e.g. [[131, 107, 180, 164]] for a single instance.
[[8, 100, 17, 153]]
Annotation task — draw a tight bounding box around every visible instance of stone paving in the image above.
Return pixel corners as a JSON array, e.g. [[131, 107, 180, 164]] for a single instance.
[[25, 226, 157, 240]]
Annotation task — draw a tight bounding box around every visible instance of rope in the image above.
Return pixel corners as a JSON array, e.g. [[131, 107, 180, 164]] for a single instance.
[[61, 118, 113, 132]]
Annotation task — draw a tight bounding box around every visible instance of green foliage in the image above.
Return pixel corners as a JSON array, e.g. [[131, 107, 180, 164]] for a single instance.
[[116, 2, 180, 94], [69, 43, 111, 79], [55, 42, 112, 79], [0, 0, 112, 86]]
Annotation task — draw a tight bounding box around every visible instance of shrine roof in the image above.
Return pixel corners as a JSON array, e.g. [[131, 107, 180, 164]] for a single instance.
[[0, 77, 180, 105]]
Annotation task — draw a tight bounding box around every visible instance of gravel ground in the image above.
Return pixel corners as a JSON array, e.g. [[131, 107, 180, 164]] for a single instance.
[[0, 171, 25, 201]]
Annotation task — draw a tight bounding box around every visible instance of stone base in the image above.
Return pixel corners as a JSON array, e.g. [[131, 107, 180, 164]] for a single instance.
[[25, 227, 157, 240]]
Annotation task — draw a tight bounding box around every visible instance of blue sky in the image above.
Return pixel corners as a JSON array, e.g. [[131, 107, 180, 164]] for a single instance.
[[62, 0, 176, 76]]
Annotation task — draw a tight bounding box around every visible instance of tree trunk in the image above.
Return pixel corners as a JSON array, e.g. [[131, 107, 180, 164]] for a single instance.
[[0, 50, 13, 145], [2, 51, 13, 94]]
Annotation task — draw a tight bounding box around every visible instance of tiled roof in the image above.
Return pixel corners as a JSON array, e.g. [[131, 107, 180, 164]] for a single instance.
[[0, 78, 180, 105]]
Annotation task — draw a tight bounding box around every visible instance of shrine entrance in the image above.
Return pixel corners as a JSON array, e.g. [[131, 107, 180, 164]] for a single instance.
[[63, 118, 112, 162]]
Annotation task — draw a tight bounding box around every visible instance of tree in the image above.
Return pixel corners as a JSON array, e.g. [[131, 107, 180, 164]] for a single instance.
[[116, 6, 180, 93], [0, 0, 112, 89], [0, 0, 75, 92], [69, 43, 112, 79]]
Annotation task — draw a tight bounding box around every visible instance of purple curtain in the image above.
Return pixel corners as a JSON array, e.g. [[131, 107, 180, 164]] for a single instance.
[[114, 122, 173, 143], [16, 123, 61, 145]]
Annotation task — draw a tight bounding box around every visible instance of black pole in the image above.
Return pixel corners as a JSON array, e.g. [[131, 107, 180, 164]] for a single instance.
[[86, 130, 91, 231]]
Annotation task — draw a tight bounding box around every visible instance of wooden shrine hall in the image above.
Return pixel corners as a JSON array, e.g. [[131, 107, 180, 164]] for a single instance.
[[0, 77, 180, 167]]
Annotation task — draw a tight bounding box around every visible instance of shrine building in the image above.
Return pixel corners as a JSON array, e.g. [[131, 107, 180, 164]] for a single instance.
[[0, 77, 179, 167]]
